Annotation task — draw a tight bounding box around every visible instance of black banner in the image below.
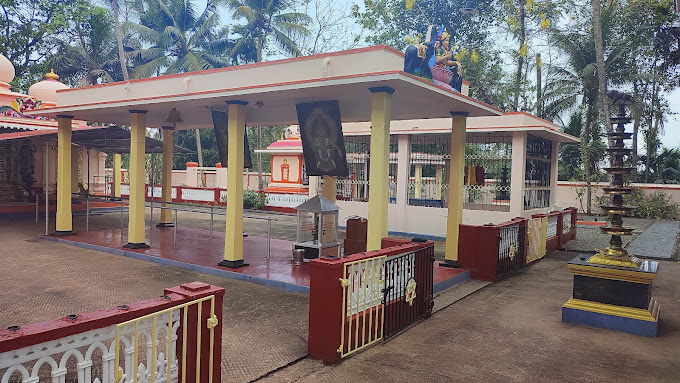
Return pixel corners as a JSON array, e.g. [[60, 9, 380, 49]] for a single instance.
[[212, 110, 252, 168], [295, 100, 348, 177]]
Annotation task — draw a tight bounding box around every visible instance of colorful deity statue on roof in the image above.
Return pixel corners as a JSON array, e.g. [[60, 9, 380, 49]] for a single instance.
[[403, 25, 464, 93], [432, 28, 464, 92]]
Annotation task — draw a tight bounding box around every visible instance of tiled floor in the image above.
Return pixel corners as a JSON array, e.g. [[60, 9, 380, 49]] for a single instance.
[[48, 226, 466, 291]]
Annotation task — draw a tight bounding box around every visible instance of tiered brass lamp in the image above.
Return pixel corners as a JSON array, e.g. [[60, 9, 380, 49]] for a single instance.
[[562, 90, 660, 337], [587, 90, 642, 268]]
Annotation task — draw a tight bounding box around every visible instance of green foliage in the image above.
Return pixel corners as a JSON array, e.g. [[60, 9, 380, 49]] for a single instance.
[[242, 189, 266, 210], [1, 0, 79, 91], [595, 187, 679, 220], [47, 4, 123, 86]]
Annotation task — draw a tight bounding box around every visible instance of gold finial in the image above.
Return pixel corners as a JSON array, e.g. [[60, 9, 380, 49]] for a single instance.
[[45, 69, 59, 80]]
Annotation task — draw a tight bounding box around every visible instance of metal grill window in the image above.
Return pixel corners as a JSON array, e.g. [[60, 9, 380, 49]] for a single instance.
[[524, 134, 552, 210], [408, 134, 450, 208], [464, 133, 512, 211], [337, 136, 397, 203]]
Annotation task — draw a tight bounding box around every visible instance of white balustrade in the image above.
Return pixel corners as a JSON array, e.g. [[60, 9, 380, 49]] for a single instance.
[[0, 312, 180, 383]]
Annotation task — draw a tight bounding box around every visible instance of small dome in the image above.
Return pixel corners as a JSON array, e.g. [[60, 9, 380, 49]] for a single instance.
[[28, 69, 68, 103], [0, 53, 15, 84]]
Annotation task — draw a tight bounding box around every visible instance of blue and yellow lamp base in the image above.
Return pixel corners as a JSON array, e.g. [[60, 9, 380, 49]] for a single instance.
[[562, 298, 659, 337], [562, 254, 660, 337]]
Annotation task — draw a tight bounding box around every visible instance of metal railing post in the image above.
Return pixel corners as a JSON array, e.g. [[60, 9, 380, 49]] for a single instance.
[[86, 197, 90, 232], [35, 193, 38, 223], [267, 218, 272, 260], [210, 205, 213, 240], [174, 209, 178, 245], [120, 198, 124, 232]]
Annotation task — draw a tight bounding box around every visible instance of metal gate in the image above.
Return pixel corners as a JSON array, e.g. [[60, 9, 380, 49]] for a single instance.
[[383, 245, 434, 340], [496, 223, 527, 278]]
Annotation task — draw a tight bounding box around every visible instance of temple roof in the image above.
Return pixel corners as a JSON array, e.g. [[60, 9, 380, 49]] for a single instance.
[[27, 46, 503, 128]]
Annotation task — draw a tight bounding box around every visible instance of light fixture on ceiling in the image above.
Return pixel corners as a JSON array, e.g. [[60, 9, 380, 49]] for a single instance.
[[165, 108, 184, 128], [459, 0, 479, 14]]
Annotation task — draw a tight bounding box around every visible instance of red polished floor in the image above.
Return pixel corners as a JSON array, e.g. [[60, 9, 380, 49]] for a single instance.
[[48, 226, 466, 291]]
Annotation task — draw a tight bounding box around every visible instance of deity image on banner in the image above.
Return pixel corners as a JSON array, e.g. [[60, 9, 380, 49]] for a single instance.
[[296, 100, 349, 177], [211, 110, 252, 168]]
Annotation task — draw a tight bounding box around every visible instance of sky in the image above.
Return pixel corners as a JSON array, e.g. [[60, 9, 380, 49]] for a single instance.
[[663, 89, 680, 149]]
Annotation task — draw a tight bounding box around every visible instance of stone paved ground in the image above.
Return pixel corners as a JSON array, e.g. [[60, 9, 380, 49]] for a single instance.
[[261, 250, 680, 383], [0, 216, 309, 382], [626, 221, 680, 260]]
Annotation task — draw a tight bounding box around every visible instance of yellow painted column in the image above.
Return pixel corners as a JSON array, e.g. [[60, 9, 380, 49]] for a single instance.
[[55, 115, 74, 235], [158, 126, 174, 227], [124, 110, 149, 248], [366, 87, 393, 251], [113, 153, 122, 199], [219, 101, 248, 268], [442, 112, 468, 267], [322, 175, 337, 203], [414, 163, 422, 199]]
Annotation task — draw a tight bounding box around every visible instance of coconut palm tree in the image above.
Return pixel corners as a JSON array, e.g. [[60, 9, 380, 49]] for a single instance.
[[126, 0, 231, 78], [49, 5, 122, 86], [228, 0, 311, 63]]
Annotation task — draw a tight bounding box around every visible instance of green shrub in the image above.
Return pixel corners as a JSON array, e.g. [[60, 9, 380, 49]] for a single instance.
[[596, 188, 679, 220], [243, 190, 266, 210]]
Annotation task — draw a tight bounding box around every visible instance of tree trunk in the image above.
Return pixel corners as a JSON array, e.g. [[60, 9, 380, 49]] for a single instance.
[[513, 0, 526, 111], [592, 0, 612, 137], [111, 0, 129, 80], [631, 81, 639, 181], [583, 102, 594, 214], [256, 36, 264, 190], [195, 129, 203, 167], [536, 53, 542, 118]]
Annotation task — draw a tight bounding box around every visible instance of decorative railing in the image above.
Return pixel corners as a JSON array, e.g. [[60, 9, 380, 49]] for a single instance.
[[308, 239, 434, 364], [0, 283, 224, 383]]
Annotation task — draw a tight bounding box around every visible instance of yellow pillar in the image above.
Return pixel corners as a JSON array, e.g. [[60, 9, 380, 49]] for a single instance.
[[113, 153, 121, 199], [322, 175, 337, 203], [55, 115, 74, 235], [219, 101, 248, 268], [124, 110, 149, 248], [442, 112, 468, 267], [366, 87, 393, 251], [158, 126, 174, 227], [414, 163, 422, 199]]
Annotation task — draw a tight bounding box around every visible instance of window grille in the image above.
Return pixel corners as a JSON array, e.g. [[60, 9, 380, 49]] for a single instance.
[[464, 133, 513, 211], [525, 134, 552, 210], [337, 136, 397, 203], [408, 134, 450, 208]]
